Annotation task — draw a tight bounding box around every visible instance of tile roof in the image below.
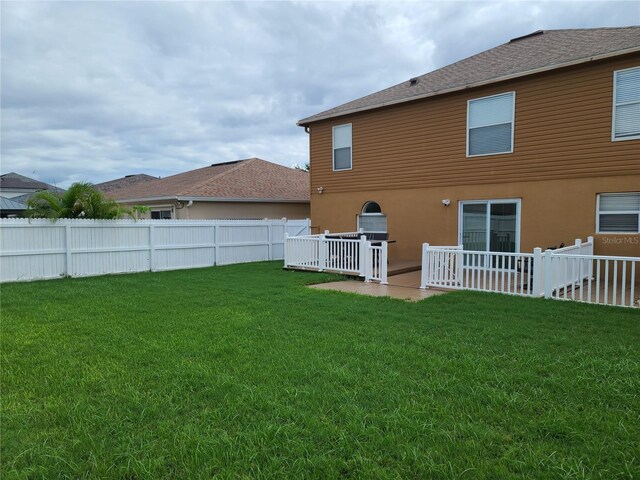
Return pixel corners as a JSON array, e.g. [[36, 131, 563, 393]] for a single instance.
[[94, 174, 159, 194], [110, 158, 310, 202], [298, 27, 640, 125]]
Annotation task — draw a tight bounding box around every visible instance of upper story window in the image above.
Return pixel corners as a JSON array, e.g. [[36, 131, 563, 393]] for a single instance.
[[332, 124, 352, 171], [467, 92, 515, 157], [597, 193, 640, 233], [612, 66, 640, 141]]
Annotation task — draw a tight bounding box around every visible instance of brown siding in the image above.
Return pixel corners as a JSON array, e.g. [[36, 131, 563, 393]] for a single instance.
[[308, 54, 640, 193]]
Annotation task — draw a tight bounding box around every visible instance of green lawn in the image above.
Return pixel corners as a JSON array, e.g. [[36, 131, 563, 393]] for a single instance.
[[2, 262, 639, 479]]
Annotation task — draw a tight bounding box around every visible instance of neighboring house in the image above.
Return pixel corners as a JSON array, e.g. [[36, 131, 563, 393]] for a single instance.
[[0, 172, 61, 199], [109, 158, 310, 219], [0, 196, 27, 218], [94, 174, 159, 195], [298, 27, 640, 259], [0, 172, 65, 217]]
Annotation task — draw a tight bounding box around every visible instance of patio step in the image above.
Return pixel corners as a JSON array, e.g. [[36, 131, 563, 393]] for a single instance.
[[388, 260, 421, 277]]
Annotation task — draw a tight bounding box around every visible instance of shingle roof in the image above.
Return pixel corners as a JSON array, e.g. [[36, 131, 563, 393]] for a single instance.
[[298, 27, 640, 125], [110, 158, 310, 202], [0, 196, 27, 211], [0, 172, 54, 191], [94, 174, 159, 194]]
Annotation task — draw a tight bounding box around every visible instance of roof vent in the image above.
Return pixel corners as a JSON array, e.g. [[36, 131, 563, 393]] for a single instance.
[[409, 77, 418, 86], [509, 30, 543, 43]]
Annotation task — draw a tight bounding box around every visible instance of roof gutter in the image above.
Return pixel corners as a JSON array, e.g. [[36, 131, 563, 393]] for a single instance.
[[297, 46, 640, 126], [116, 195, 310, 204]]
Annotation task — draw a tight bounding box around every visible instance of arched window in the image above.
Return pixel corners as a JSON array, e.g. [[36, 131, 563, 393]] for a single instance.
[[362, 201, 382, 214], [358, 201, 387, 233]]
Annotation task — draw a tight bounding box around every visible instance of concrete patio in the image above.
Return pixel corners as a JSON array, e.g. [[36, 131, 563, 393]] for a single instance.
[[309, 270, 445, 302]]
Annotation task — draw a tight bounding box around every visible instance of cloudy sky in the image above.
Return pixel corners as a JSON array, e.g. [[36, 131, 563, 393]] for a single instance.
[[1, 1, 638, 187]]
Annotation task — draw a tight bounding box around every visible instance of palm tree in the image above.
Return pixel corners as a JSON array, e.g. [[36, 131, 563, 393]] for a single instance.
[[25, 182, 131, 219]]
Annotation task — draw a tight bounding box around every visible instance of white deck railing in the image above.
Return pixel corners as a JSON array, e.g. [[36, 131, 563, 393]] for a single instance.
[[421, 244, 539, 296], [421, 237, 639, 308], [284, 230, 387, 284]]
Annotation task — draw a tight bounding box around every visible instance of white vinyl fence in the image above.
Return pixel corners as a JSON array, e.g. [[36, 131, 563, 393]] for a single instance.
[[0, 218, 310, 282], [284, 230, 388, 284], [421, 237, 640, 308]]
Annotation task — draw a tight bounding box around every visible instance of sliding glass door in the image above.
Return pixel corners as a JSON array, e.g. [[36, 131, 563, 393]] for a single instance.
[[460, 200, 520, 253]]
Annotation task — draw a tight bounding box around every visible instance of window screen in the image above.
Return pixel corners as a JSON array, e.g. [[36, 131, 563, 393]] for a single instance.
[[598, 193, 640, 233], [333, 124, 352, 170], [468, 92, 514, 156], [613, 67, 640, 140]]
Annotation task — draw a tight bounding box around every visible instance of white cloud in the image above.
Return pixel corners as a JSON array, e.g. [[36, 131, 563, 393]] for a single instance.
[[1, 0, 637, 187]]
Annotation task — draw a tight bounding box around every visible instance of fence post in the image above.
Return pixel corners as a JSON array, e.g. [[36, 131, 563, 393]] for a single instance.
[[457, 245, 464, 286], [532, 247, 542, 296], [380, 241, 388, 285], [543, 249, 553, 299], [65, 222, 72, 277], [364, 241, 371, 283], [213, 223, 219, 266], [267, 222, 273, 260], [359, 235, 367, 277], [149, 223, 156, 272], [420, 243, 429, 289], [318, 233, 326, 271], [283, 233, 289, 267], [586, 236, 594, 278]]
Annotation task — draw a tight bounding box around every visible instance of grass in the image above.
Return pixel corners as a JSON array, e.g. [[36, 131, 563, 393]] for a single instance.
[[2, 262, 639, 479]]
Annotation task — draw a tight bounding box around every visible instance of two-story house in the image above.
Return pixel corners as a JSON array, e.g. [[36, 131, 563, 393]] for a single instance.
[[298, 27, 640, 260]]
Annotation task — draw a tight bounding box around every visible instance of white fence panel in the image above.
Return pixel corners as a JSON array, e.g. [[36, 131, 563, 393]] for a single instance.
[[365, 242, 388, 284], [286, 219, 311, 237], [421, 237, 639, 308], [70, 223, 151, 277], [0, 223, 67, 282], [0, 218, 310, 282], [284, 231, 388, 283], [154, 223, 216, 271], [420, 244, 462, 289], [545, 237, 594, 293]]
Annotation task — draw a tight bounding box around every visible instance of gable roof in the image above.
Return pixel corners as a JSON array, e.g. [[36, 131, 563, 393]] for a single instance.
[[298, 26, 640, 125], [110, 158, 310, 203], [94, 174, 159, 194], [0, 172, 55, 191]]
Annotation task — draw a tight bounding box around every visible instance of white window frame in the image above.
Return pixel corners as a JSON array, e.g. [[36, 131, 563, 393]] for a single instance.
[[458, 198, 522, 253], [612, 66, 640, 142], [357, 201, 386, 233], [596, 192, 640, 234], [332, 123, 352, 171], [466, 91, 516, 158]]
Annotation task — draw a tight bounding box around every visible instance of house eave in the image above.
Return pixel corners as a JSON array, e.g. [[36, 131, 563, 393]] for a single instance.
[[297, 46, 640, 126]]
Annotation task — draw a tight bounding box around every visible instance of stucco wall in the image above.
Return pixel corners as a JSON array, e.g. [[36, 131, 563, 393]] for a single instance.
[[129, 200, 309, 220], [311, 175, 640, 259]]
